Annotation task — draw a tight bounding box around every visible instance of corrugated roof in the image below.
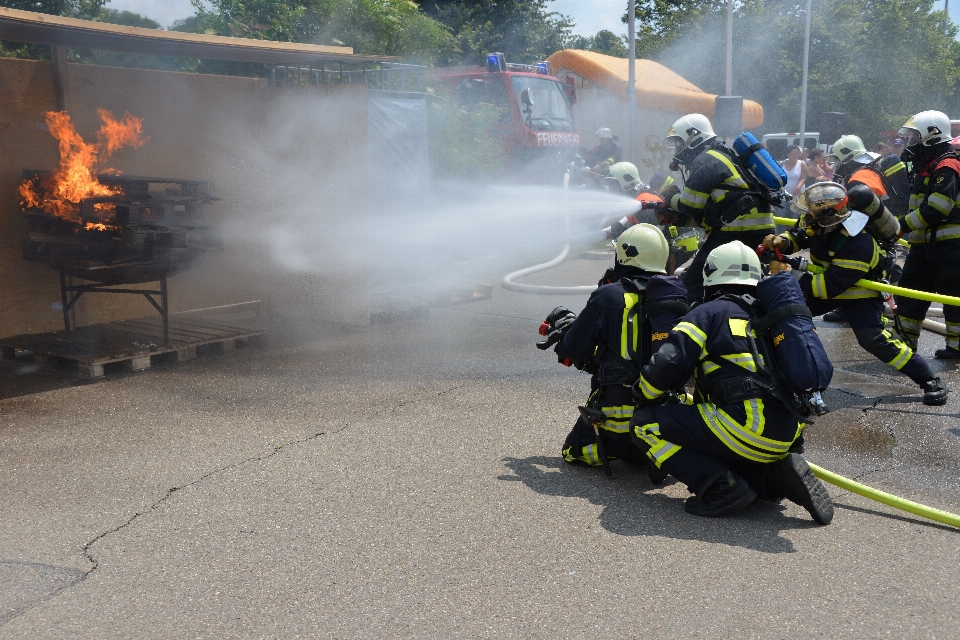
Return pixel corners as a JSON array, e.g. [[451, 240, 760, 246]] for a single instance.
[[547, 50, 763, 128], [0, 7, 397, 65]]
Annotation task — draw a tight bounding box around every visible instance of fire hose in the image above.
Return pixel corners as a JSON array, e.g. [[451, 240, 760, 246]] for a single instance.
[[808, 462, 960, 529], [773, 216, 911, 247], [501, 230, 608, 295], [759, 248, 958, 333]]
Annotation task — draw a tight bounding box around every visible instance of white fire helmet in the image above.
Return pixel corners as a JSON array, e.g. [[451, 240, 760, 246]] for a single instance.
[[899, 110, 953, 147], [596, 127, 614, 139], [615, 224, 669, 274], [665, 113, 717, 151], [828, 134, 880, 166], [608, 162, 641, 191], [702, 240, 762, 288]]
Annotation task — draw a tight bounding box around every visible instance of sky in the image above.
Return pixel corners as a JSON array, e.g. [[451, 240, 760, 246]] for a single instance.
[[109, 0, 960, 35]]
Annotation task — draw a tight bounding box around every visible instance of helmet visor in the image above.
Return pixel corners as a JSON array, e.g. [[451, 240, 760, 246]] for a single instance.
[[898, 128, 921, 147], [665, 135, 685, 154]]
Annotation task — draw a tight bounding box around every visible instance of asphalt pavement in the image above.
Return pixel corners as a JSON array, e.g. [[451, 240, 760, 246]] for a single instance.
[[1, 256, 959, 638]]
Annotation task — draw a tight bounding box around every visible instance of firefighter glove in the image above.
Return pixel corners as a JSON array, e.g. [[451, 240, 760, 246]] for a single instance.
[[545, 306, 576, 329], [762, 234, 787, 251], [607, 220, 627, 239], [660, 184, 680, 202], [769, 260, 792, 274]]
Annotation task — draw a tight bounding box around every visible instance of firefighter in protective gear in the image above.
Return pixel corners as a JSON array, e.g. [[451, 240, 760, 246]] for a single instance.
[[823, 134, 908, 323], [556, 224, 688, 469], [661, 113, 776, 303], [586, 127, 623, 166], [630, 240, 834, 522], [895, 110, 960, 360], [829, 134, 909, 217], [601, 164, 699, 276], [763, 182, 948, 406]]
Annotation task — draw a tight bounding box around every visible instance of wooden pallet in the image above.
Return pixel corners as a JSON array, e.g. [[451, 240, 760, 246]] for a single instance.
[[0, 306, 265, 379]]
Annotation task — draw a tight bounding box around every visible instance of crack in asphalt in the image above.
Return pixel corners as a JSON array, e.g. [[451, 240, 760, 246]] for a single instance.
[[79, 382, 470, 576], [0, 382, 473, 628]]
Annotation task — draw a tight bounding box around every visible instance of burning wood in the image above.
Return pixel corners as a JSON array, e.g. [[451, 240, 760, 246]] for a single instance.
[[19, 109, 148, 223]]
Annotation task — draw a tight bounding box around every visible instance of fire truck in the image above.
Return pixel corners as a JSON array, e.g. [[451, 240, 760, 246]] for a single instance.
[[429, 53, 581, 181]]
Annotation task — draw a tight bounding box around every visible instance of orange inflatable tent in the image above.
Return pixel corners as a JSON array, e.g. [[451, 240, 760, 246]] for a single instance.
[[546, 50, 763, 128]]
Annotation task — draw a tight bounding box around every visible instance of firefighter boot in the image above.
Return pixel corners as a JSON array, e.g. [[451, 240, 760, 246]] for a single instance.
[[921, 377, 948, 406], [822, 307, 849, 323], [934, 347, 960, 360], [770, 454, 834, 524], [684, 470, 757, 518], [647, 459, 669, 485]]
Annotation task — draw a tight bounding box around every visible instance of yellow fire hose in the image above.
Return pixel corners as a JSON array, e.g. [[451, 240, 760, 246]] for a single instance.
[[808, 463, 960, 529], [772, 216, 910, 247]]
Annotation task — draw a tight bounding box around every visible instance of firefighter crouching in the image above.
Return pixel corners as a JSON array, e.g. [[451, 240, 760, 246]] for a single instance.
[[763, 182, 947, 406], [895, 110, 960, 360], [549, 224, 688, 471], [630, 241, 834, 522], [656, 113, 776, 304]]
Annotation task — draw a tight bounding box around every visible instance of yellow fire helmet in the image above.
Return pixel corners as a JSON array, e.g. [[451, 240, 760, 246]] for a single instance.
[[615, 223, 669, 274], [702, 240, 762, 288]]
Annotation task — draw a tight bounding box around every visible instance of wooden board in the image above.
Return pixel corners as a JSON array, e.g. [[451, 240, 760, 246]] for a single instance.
[[0, 314, 265, 378]]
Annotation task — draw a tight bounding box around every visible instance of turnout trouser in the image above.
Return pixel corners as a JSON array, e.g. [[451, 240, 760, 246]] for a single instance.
[[630, 399, 802, 497], [562, 384, 647, 467], [897, 242, 960, 352], [681, 230, 771, 304], [807, 297, 933, 384]]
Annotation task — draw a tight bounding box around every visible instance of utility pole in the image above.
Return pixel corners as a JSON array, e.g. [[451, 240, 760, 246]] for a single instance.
[[628, 0, 636, 164], [798, 0, 812, 151], [725, 0, 733, 95]]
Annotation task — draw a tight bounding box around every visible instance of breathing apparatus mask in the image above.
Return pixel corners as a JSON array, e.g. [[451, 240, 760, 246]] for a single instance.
[[793, 182, 851, 236], [898, 110, 954, 179]]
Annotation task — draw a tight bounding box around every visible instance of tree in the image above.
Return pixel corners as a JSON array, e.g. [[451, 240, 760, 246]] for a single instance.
[[629, 0, 960, 143], [420, 0, 576, 64], [568, 30, 629, 57], [0, 0, 106, 58], [190, 0, 456, 63]]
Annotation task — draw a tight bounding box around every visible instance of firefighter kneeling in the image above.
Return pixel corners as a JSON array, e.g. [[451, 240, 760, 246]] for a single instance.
[[763, 182, 947, 406], [630, 241, 834, 522], [550, 224, 688, 473]]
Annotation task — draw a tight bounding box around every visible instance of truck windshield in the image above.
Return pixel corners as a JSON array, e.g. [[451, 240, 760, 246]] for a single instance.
[[511, 76, 575, 132]]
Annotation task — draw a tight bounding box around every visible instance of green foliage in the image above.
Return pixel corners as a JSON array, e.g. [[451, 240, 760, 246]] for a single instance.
[[632, 0, 960, 143], [190, 0, 456, 63], [0, 0, 104, 18], [423, 79, 506, 179], [0, 0, 106, 58], [93, 8, 161, 29], [568, 30, 629, 58], [420, 0, 576, 64]]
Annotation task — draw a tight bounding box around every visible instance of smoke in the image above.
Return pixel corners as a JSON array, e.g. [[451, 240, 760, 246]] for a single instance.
[[178, 86, 639, 323]]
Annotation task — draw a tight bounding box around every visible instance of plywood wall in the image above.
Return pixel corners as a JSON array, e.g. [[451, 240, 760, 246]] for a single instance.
[[0, 58, 370, 338]]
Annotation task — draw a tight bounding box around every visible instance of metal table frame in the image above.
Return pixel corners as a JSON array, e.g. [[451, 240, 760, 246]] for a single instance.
[[59, 272, 169, 344]]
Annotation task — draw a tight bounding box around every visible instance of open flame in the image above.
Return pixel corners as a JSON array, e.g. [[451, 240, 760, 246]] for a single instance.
[[20, 109, 149, 225]]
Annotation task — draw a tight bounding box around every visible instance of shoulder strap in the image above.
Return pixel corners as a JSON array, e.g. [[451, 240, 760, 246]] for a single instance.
[[752, 304, 812, 334]]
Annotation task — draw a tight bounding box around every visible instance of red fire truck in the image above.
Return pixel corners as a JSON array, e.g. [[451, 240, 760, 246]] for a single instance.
[[429, 53, 581, 180]]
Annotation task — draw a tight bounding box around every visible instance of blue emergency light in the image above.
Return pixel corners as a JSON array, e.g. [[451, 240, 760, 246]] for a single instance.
[[486, 52, 506, 73], [536, 62, 552, 76]]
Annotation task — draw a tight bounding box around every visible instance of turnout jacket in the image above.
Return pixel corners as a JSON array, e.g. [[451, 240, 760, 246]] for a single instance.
[[636, 298, 800, 462], [902, 153, 960, 244], [668, 145, 776, 234], [779, 222, 883, 301], [557, 274, 687, 437], [557, 275, 686, 368]]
